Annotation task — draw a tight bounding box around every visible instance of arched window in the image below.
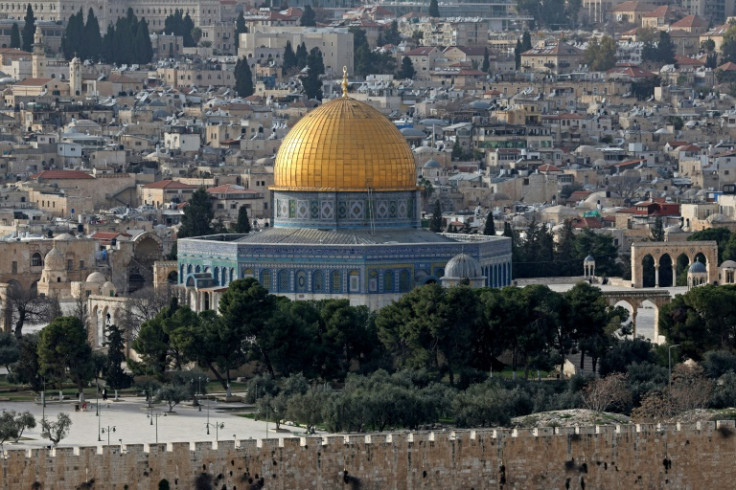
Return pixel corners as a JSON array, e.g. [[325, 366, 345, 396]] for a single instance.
[[260, 270, 271, 290], [313, 271, 324, 292], [349, 271, 360, 292], [195, 265, 201, 273], [399, 270, 411, 292], [278, 270, 290, 292], [31, 252, 43, 267], [213, 266, 220, 286], [296, 270, 307, 292], [384, 270, 394, 292], [368, 270, 378, 292], [331, 270, 342, 293]]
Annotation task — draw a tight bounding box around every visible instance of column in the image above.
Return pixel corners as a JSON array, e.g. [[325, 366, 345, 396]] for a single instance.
[[672, 264, 677, 287], [631, 308, 638, 339], [654, 264, 660, 288]]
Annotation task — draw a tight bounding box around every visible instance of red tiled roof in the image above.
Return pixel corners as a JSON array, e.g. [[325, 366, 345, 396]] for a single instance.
[[16, 77, 52, 86], [31, 170, 94, 180], [142, 180, 197, 190], [671, 15, 708, 29]]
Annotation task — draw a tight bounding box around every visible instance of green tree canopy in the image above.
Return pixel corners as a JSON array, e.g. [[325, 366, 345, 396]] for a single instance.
[[429, 0, 440, 17], [584, 36, 617, 72], [300, 5, 316, 26], [397, 56, 415, 79], [37, 317, 94, 401], [21, 4, 35, 53], [234, 11, 247, 49], [235, 205, 252, 233], [9, 23, 20, 49], [178, 187, 214, 238], [300, 47, 324, 100]]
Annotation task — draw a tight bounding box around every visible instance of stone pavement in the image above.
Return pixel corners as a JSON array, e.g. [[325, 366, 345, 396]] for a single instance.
[[1, 396, 315, 450]]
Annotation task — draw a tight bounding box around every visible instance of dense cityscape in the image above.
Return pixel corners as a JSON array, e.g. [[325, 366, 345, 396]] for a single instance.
[[0, 0, 736, 487]]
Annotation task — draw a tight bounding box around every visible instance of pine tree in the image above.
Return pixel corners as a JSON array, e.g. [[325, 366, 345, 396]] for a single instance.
[[234, 58, 254, 97], [515, 40, 522, 69], [101, 23, 114, 63], [183, 13, 195, 47], [430, 200, 443, 232], [521, 30, 532, 51], [300, 5, 316, 27], [429, 0, 440, 18], [282, 41, 296, 75], [483, 210, 496, 236], [21, 4, 36, 53], [235, 206, 252, 233], [296, 42, 308, 69], [384, 20, 401, 45], [105, 325, 132, 398], [397, 56, 415, 79], [10, 23, 20, 49], [235, 11, 246, 49], [61, 9, 83, 60]]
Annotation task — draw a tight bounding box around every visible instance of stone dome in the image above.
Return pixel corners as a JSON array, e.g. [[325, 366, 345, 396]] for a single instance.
[[43, 247, 64, 270], [423, 159, 441, 169], [721, 260, 736, 269], [272, 97, 417, 192], [584, 254, 595, 264], [86, 271, 106, 283], [54, 233, 75, 240], [101, 281, 116, 294], [444, 253, 483, 279], [689, 260, 707, 273]]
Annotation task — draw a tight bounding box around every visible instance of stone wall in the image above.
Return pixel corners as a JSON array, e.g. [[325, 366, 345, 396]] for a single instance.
[[2, 421, 736, 489]]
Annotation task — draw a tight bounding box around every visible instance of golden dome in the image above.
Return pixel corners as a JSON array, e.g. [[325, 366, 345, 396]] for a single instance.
[[272, 97, 417, 192]]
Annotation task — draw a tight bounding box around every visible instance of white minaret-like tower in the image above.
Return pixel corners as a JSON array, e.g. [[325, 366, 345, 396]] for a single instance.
[[32, 28, 45, 79], [70, 56, 82, 96]]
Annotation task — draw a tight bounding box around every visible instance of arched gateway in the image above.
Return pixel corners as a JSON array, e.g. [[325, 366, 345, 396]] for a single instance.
[[631, 241, 718, 288]]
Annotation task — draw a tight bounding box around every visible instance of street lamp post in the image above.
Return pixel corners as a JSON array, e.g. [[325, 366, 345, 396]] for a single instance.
[[41, 377, 46, 423], [147, 412, 166, 444], [100, 425, 116, 446], [206, 396, 210, 434], [204, 422, 224, 441]]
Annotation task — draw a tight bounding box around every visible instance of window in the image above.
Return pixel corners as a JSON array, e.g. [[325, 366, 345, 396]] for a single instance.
[[368, 270, 378, 292], [31, 253, 42, 267], [331, 270, 342, 293], [278, 270, 290, 291], [384, 270, 394, 292], [67, 259, 73, 271], [349, 271, 360, 292], [399, 270, 411, 292], [80, 260, 84, 269], [11, 261, 17, 274], [260, 269, 271, 290], [296, 270, 307, 292], [313, 271, 324, 292]]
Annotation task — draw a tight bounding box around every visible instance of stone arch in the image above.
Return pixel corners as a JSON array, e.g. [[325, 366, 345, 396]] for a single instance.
[[603, 290, 670, 344], [631, 241, 718, 288], [296, 270, 307, 292], [659, 253, 674, 288], [612, 300, 635, 337], [384, 270, 395, 292], [278, 270, 290, 292], [641, 254, 656, 288], [313, 270, 324, 292]]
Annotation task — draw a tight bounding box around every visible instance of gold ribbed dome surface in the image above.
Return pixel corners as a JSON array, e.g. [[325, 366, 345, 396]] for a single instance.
[[273, 97, 417, 192]]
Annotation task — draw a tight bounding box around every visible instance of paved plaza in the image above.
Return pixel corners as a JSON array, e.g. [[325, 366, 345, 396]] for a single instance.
[[1, 396, 313, 450]]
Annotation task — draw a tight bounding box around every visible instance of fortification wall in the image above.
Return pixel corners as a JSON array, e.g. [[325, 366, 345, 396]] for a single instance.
[[2, 421, 736, 489]]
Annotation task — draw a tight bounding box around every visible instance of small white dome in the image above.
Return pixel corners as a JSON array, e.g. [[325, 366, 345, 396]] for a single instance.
[[444, 253, 483, 279], [43, 247, 64, 270], [85, 271, 106, 283], [101, 281, 116, 293]]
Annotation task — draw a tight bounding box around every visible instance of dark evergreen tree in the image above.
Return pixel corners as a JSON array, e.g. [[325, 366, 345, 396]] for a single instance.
[[651, 216, 664, 241], [521, 30, 532, 51], [105, 325, 132, 398], [282, 41, 297, 75], [83, 8, 102, 61], [397, 56, 415, 79], [235, 206, 252, 233], [101, 23, 114, 63], [430, 200, 443, 232], [61, 9, 84, 60], [300, 47, 324, 100], [234, 11, 247, 49], [134, 18, 153, 64], [383, 21, 401, 45], [482, 47, 490, 73], [429, 0, 440, 17], [515, 40, 522, 69], [234, 57, 254, 97], [296, 42, 308, 69], [300, 5, 316, 26], [483, 211, 495, 236], [9, 23, 20, 49], [178, 187, 214, 238], [182, 13, 195, 47], [21, 4, 36, 53]]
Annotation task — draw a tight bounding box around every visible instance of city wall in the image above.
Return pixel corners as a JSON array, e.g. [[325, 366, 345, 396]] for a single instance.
[[2, 421, 736, 489]]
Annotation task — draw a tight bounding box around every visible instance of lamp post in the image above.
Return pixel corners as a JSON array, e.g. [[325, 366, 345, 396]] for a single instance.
[[668, 344, 680, 394], [204, 421, 224, 441], [206, 396, 210, 434], [100, 425, 116, 446], [41, 377, 46, 423], [147, 412, 166, 444]]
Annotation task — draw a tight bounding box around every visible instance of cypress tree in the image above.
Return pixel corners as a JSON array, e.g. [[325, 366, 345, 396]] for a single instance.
[[84, 8, 102, 61], [514, 39, 522, 69], [101, 23, 115, 63], [61, 9, 82, 60], [300, 47, 324, 100], [397, 56, 415, 79], [282, 41, 296, 75], [235, 206, 252, 233], [10, 23, 20, 49], [235, 11, 246, 49], [521, 30, 532, 51], [482, 47, 490, 73], [234, 58, 254, 97], [183, 13, 195, 47], [430, 200, 443, 232], [134, 18, 152, 64], [300, 5, 316, 26], [483, 211, 496, 236], [429, 0, 440, 17], [21, 4, 36, 53], [296, 42, 308, 69]]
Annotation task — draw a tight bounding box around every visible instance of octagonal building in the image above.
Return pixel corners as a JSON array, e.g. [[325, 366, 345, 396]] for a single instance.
[[177, 90, 512, 311]]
